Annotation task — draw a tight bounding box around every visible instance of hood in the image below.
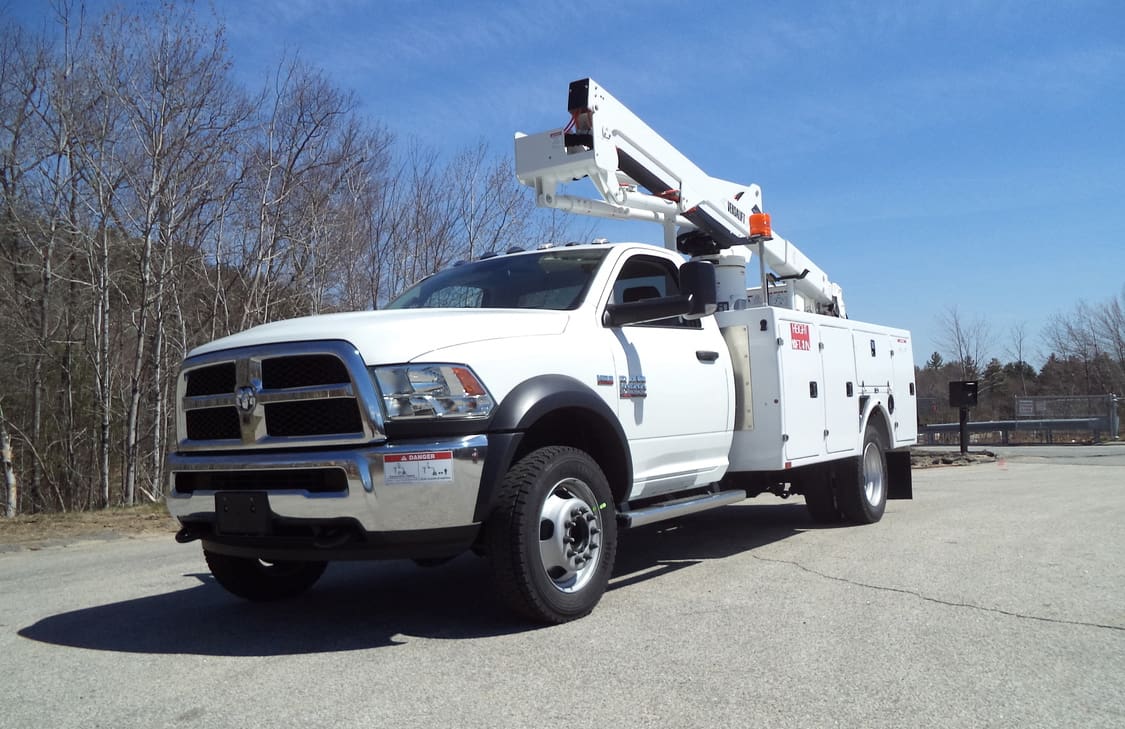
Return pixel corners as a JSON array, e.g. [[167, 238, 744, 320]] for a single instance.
[[188, 309, 571, 364]]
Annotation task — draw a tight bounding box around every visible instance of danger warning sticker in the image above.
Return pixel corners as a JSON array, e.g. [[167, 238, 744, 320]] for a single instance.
[[383, 451, 454, 484], [790, 322, 812, 351]]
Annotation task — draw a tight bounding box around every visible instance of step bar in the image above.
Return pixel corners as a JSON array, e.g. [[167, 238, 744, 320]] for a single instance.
[[618, 489, 747, 529]]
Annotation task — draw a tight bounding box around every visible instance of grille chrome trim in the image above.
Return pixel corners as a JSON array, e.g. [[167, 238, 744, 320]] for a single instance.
[[176, 340, 386, 451]]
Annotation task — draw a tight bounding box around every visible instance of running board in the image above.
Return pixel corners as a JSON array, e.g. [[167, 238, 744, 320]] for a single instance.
[[619, 489, 747, 529]]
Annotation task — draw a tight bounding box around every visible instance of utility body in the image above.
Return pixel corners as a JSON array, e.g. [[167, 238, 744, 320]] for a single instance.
[[167, 79, 917, 622]]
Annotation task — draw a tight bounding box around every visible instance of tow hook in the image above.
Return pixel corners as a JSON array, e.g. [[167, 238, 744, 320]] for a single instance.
[[175, 526, 202, 544], [312, 528, 352, 549]]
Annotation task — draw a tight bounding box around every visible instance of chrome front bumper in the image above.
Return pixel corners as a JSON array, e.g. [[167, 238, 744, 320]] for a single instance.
[[166, 434, 488, 533]]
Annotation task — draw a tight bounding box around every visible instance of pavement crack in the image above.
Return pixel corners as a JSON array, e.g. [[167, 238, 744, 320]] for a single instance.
[[753, 555, 1124, 633]]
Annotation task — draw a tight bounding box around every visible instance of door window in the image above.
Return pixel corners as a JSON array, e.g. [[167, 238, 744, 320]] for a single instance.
[[609, 255, 700, 329]]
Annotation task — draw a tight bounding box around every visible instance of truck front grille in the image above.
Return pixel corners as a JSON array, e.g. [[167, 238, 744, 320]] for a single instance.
[[185, 406, 241, 440], [264, 400, 363, 437], [176, 341, 384, 451], [262, 355, 350, 389], [186, 363, 236, 396]]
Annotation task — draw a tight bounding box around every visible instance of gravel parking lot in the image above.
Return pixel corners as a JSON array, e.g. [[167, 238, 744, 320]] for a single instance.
[[3, 445, 1123, 728]]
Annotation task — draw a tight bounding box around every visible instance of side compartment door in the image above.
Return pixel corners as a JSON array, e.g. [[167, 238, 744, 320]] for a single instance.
[[601, 254, 733, 500], [821, 325, 859, 453], [890, 334, 919, 444], [777, 316, 823, 460]]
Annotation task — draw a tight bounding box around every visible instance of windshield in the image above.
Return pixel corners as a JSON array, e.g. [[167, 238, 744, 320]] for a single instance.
[[385, 248, 609, 310]]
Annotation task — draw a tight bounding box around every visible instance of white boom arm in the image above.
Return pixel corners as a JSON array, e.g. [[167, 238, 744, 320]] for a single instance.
[[515, 78, 845, 317]]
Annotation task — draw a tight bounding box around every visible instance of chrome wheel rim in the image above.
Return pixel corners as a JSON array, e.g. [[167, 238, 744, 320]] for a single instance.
[[538, 477, 603, 593], [862, 441, 886, 507]]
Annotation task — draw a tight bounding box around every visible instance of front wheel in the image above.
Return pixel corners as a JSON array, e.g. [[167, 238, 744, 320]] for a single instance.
[[486, 446, 618, 624], [203, 549, 326, 601], [837, 426, 888, 524]]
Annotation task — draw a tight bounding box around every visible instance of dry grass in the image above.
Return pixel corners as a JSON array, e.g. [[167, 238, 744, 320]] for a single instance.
[[0, 502, 178, 549]]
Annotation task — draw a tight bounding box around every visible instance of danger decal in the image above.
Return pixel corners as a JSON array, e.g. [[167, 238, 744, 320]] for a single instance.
[[790, 322, 812, 351], [384, 451, 454, 484]]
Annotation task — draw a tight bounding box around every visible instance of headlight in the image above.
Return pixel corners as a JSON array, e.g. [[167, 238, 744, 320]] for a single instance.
[[371, 364, 494, 420]]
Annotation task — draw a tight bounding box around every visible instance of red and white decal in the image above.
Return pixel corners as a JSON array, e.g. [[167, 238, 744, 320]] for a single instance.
[[790, 322, 811, 351], [384, 451, 454, 484]]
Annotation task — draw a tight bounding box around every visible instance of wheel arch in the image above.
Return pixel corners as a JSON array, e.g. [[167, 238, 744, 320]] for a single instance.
[[860, 401, 893, 450], [475, 375, 632, 521], [859, 399, 911, 500]]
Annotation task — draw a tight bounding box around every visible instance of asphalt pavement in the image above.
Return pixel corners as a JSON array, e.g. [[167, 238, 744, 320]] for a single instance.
[[2, 444, 1122, 728]]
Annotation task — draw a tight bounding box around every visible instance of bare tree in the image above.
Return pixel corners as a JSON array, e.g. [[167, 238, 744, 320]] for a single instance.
[[86, 5, 248, 504], [1045, 292, 1125, 396], [450, 143, 539, 259], [0, 15, 82, 512], [937, 305, 990, 379], [1006, 322, 1032, 395], [1093, 287, 1125, 392], [1, 401, 16, 518]]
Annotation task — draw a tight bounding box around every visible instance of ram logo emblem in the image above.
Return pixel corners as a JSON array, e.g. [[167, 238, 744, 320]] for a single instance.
[[235, 383, 259, 413]]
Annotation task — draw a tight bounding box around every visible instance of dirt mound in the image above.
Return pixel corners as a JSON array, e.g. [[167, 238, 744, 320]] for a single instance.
[[910, 449, 997, 468]]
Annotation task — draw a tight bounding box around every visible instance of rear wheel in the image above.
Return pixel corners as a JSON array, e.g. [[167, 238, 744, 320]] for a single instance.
[[486, 446, 618, 624], [837, 426, 888, 524], [800, 464, 843, 524], [204, 549, 326, 601]]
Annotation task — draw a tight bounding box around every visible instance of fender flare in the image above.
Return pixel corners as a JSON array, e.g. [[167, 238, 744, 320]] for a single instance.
[[489, 374, 624, 436], [474, 374, 632, 521]]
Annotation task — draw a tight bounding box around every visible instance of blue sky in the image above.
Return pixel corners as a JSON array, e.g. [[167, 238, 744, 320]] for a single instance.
[[10, 0, 1125, 366]]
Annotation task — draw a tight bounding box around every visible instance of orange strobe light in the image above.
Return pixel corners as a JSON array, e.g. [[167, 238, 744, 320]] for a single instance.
[[750, 212, 772, 239]]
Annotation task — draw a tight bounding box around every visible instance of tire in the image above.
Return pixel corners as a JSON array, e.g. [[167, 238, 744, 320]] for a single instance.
[[486, 446, 618, 624], [800, 464, 843, 524], [836, 426, 888, 524], [203, 549, 326, 601]]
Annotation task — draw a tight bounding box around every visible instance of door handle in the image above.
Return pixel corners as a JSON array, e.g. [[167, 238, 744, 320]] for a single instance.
[[696, 350, 719, 362]]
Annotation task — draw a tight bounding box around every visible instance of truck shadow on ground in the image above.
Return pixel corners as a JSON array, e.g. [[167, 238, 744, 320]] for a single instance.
[[18, 501, 811, 656]]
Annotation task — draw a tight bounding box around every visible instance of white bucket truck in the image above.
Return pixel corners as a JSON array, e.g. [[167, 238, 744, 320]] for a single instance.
[[167, 79, 916, 623]]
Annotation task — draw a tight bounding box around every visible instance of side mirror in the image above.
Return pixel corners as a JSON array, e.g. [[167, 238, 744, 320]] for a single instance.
[[679, 260, 716, 320], [603, 294, 691, 327], [601, 260, 718, 327]]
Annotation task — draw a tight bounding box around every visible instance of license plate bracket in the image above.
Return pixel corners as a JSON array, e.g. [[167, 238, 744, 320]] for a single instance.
[[215, 492, 272, 536]]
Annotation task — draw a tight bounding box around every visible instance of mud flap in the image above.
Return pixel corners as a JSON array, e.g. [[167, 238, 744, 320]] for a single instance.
[[886, 450, 913, 500]]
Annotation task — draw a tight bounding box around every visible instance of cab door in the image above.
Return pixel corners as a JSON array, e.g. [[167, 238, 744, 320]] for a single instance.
[[599, 253, 733, 500]]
